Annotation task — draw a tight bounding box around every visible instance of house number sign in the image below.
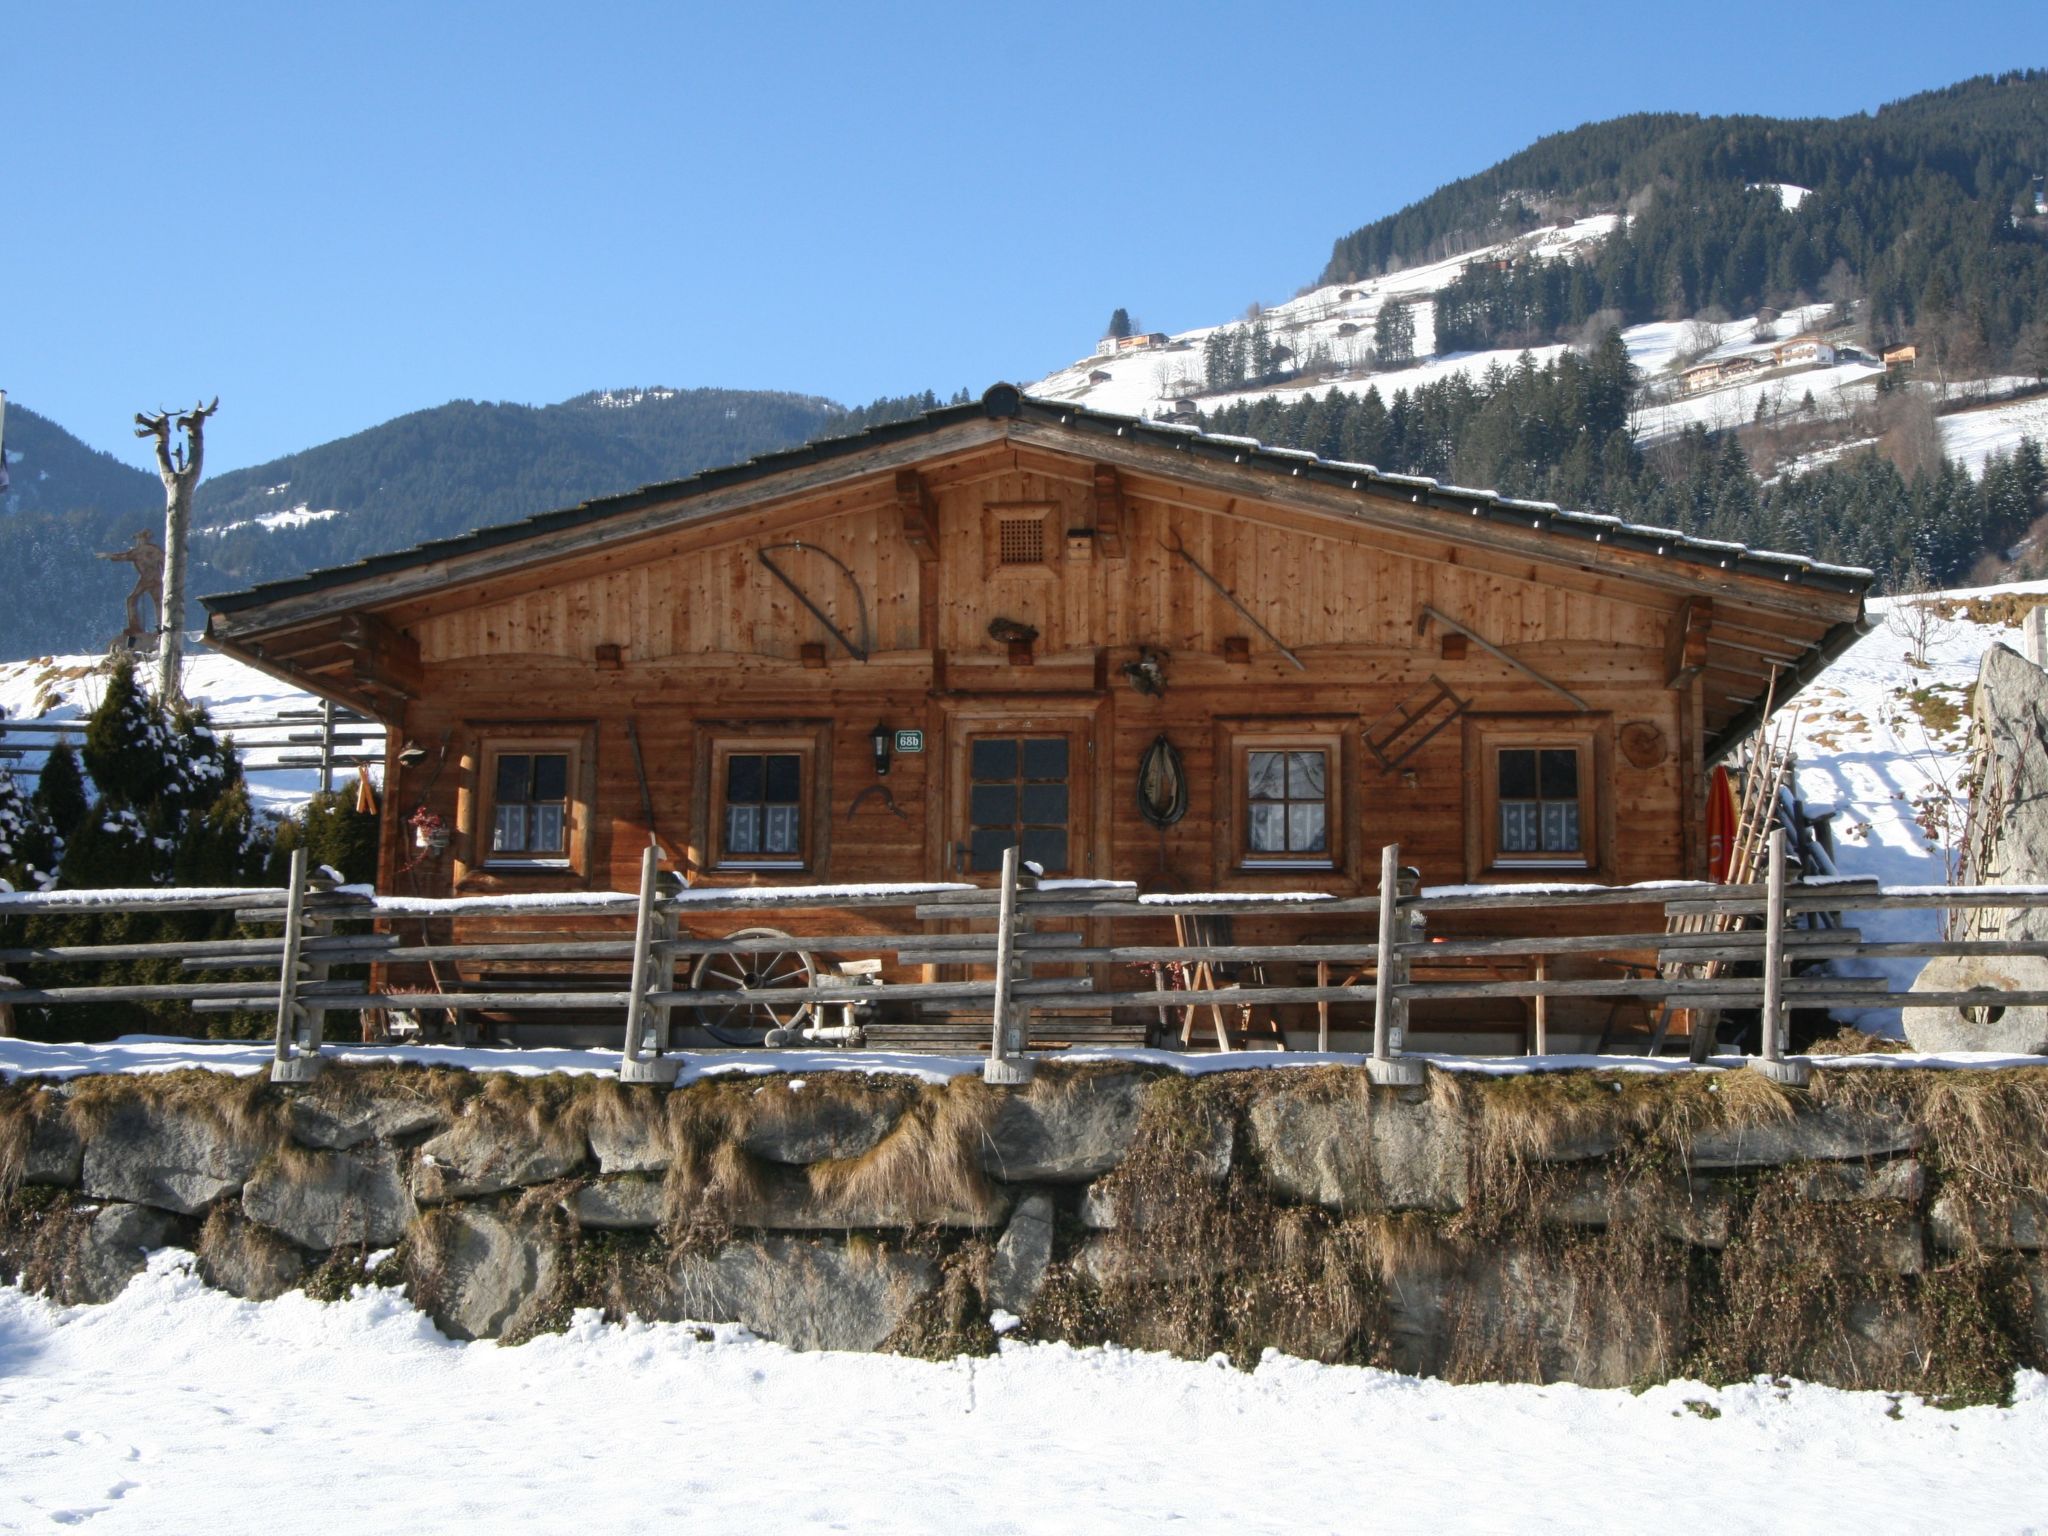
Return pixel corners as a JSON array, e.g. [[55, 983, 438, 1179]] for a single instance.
[[894, 730, 925, 753]]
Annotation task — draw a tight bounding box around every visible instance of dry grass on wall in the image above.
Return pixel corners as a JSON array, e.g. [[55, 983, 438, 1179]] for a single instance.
[[1, 1058, 2043, 1400]]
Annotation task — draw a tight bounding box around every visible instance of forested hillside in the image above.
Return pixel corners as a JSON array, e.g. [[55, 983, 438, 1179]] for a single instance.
[[1325, 72, 2048, 370], [0, 388, 960, 659], [1201, 339, 2047, 590]]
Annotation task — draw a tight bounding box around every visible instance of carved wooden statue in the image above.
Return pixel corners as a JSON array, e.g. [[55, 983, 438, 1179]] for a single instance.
[[97, 529, 166, 653]]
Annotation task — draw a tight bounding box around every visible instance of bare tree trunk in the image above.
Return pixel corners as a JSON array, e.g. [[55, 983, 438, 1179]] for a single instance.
[[134, 399, 217, 703]]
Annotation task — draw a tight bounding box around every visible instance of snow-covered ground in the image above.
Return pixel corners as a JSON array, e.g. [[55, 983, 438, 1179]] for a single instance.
[[1785, 579, 2046, 1023], [1942, 394, 2048, 474], [2, 1253, 2043, 1535]]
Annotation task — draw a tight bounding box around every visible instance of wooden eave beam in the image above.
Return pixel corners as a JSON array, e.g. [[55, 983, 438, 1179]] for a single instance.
[[1003, 420, 1867, 626], [208, 416, 1012, 641], [896, 469, 938, 563], [1664, 597, 1713, 688], [342, 614, 423, 700], [205, 623, 394, 724], [1091, 465, 1127, 558]]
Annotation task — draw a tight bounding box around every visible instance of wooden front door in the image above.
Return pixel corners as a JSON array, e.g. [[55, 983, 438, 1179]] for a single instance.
[[945, 710, 1097, 883]]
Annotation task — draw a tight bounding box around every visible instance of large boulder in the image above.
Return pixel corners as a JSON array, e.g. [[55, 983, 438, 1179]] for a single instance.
[[413, 1102, 585, 1202], [580, 1165, 1012, 1232], [288, 1091, 448, 1152], [1930, 1188, 2048, 1252], [79, 1094, 269, 1215], [407, 1206, 562, 1342], [1685, 1102, 1921, 1169], [665, 1235, 936, 1352], [1902, 955, 2048, 1055], [741, 1081, 906, 1165], [1245, 1077, 1466, 1213], [60, 1204, 186, 1305], [986, 1191, 1054, 1314], [571, 1175, 667, 1230], [1547, 1166, 1739, 1249], [19, 1089, 83, 1186], [586, 1094, 671, 1174], [244, 1145, 417, 1249], [979, 1071, 1158, 1183], [197, 1209, 309, 1300]]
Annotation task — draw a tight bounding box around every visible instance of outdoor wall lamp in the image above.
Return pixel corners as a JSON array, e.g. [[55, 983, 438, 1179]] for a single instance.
[[870, 722, 892, 777]]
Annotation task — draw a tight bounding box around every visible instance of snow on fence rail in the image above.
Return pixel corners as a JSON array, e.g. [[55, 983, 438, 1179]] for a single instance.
[[3, 835, 2046, 1089]]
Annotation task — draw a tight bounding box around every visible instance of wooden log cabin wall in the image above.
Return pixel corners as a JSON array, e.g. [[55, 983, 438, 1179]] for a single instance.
[[204, 386, 1872, 1051]]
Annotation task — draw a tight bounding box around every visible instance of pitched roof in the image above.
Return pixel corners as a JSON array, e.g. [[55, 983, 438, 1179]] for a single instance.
[[202, 383, 1872, 621]]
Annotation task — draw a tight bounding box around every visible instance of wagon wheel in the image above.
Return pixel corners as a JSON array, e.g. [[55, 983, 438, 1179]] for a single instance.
[[690, 927, 817, 1046]]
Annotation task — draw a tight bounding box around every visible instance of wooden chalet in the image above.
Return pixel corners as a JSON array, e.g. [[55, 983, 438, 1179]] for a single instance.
[[201, 384, 1871, 1052]]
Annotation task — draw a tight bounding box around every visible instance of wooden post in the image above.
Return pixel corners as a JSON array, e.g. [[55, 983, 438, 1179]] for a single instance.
[[1532, 954, 1548, 1056], [1368, 843, 1424, 1086], [619, 842, 679, 1083], [270, 848, 321, 1082], [318, 698, 336, 796], [1748, 826, 1810, 1085], [983, 844, 1034, 1085], [651, 909, 679, 1055]]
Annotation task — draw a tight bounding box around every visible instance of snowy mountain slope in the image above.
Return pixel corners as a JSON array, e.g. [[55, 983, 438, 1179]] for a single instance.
[[1028, 216, 1617, 417], [1941, 395, 2048, 474]]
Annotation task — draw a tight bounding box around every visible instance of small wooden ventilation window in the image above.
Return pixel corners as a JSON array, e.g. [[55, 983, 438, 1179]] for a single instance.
[[984, 503, 1058, 576], [997, 517, 1046, 566]]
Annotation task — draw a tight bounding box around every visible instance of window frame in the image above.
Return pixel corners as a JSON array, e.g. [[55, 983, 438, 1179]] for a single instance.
[[1220, 723, 1350, 876], [460, 723, 597, 884], [692, 724, 832, 879], [1464, 716, 1610, 878]]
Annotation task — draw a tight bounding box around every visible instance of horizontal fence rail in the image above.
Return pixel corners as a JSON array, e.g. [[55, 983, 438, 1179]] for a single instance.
[[3, 838, 2044, 1086]]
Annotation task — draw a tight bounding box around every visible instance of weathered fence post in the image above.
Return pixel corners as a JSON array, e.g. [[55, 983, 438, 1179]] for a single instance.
[[983, 844, 1035, 1085], [619, 841, 680, 1084], [1748, 825, 1811, 1085], [1368, 842, 1424, 1086], [270, 847, 322, 1082], [317, 698, 336, 795]]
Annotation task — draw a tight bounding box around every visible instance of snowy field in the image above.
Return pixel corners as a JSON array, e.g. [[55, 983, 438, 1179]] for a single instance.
[[3, 1254, 2045, 1535], [1942, 394, 2048, 474]]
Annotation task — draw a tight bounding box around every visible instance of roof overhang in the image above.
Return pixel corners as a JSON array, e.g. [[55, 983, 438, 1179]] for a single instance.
[[203, 384, 1872, 749]]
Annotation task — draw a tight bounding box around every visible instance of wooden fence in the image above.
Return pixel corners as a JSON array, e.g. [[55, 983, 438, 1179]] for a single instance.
[[3, 833, 2045, 1088], [0, 700, 383, 792]]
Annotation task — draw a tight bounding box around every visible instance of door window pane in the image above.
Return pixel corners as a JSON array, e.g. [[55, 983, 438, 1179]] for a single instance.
[[970, 784, 1017, 826], [967, 735, 1072, 874], [1021, 738, 1068, 779], [971, 738, 1018, 780]]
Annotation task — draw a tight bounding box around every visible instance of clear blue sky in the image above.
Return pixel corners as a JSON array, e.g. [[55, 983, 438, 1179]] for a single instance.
[[7, 1, 2043, 474]]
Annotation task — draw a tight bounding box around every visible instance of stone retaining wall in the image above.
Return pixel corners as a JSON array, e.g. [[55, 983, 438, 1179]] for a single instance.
[[3, 1061, 2045, 1400]]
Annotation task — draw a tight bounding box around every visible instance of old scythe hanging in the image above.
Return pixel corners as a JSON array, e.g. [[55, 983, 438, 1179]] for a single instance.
[[1162, 530, 1306, 671], [756, 542, 872, 661]]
